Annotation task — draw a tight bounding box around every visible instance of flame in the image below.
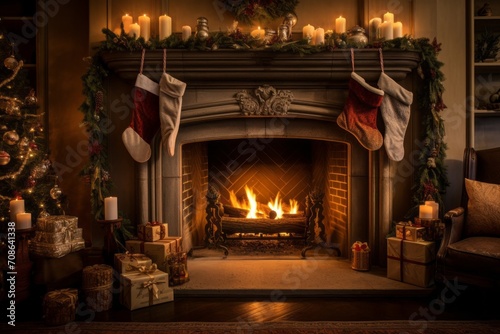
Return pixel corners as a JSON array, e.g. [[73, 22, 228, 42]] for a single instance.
[[289, 199, 298, 214], [268, 192, 283, 219], [244, 185, 258, 218]]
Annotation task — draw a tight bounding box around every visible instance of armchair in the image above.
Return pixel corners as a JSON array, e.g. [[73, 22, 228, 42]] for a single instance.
[[436, 147, 500, 288]]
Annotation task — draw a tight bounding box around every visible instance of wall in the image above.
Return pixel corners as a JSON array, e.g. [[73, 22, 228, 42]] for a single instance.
[[46, 1, 92, 244]]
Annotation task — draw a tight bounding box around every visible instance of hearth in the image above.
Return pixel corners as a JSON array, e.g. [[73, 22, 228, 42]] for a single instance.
[[103, 49, 421, 264]]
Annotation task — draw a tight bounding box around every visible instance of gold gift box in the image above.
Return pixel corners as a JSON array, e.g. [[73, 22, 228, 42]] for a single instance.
[[387, 237, 435, 287], [114, 253, 152, 274], [126, 237, 182, 273], [137, 223, 168, 242], [395, 223, 425, 241], [37, 215, 78, 232], [43, 288, 78, 326], [29, 238, 85, 258], [33, 228, 83, 244], [120, 269, 174, 310]]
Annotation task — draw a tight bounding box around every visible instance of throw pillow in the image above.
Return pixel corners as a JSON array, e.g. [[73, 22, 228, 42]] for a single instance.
[[465, 178, 500, 237]]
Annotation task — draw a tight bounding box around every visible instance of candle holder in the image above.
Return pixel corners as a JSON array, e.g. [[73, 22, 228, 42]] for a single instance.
[[97, 218, 122, 265]]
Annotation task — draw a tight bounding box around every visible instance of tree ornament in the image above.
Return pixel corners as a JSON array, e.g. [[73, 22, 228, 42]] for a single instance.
[[4, 54, 19, 70], [38, 208, 50, 218], [50, 182, 62, 200], [31, 161, 48, 179], [0, 150, 10, 165], [27, 176, 36, 188], [3, 130, 20, 145], [25, 89, 38, 105]]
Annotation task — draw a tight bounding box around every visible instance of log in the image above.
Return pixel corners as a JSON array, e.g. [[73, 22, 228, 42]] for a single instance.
[[222, 205, 249, 218], [221, 216, 306, 235]]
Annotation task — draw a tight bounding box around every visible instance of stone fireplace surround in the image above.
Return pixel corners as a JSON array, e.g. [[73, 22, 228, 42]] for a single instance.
[[103, 49, 420, 264]]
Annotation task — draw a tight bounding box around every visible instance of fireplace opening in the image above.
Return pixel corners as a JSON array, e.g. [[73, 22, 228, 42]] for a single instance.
[[182, 138, 349, 257]]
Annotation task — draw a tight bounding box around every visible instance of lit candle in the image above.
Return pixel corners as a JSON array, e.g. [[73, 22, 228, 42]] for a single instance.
[[314, 27, 325, 45], [369, 17, 381, 42], [383, 11, 394, 23], [380, 21, 393, 40], [104, 196, 118, 220], [16, 212, 31, 230], [122, 14, 133, 34], [182, 25, 192, 41], [250, 26, 265, 39], [424, 200, 439, 219], [10, 199, 25, 223], [419, 205, 433, 219], [138, 14, 151, 41], [302, 24, 315, 40], [129, 23, 140, 38], [335, 16, 346, 34], [393, 21, 403, 38], [159, 14, 172, 40]]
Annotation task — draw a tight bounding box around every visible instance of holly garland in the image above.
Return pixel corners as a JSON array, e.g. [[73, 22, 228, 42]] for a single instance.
[[80, 28, 448, 227]]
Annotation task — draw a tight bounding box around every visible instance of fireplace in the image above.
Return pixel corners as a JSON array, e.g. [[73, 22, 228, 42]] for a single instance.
[[103, 49, 421, 264]]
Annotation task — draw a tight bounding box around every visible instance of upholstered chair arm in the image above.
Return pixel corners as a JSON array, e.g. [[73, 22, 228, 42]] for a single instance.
[[437, 207, 465, 261]]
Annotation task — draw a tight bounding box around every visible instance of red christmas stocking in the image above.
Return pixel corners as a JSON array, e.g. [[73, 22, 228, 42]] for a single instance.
[[337, 72, 385, 151], [159, 72, 186, 156], [122, 73, 160, 163]]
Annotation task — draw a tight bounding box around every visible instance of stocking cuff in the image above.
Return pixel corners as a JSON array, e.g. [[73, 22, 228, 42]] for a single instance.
[[135, 73, 160, 95], [377, 72, 413, 106], [160, 73, 187, 98]]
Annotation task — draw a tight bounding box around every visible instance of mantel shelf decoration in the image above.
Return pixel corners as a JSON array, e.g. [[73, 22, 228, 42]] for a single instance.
[[236, 85, 294, 116], [80, 10, 448, 226]]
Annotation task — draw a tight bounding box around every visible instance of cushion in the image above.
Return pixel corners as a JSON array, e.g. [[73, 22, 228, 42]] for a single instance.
[[464, 178, 500, 237]]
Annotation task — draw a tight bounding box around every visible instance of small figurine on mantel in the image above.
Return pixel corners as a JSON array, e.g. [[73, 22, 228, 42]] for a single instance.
[[478, 3, 493, 16]]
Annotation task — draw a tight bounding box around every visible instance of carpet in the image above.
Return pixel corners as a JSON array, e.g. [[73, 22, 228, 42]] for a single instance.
[[8, 320, 500, 334]]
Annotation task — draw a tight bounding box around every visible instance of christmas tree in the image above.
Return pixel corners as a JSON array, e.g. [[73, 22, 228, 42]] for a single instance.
[[0, 33, 65, 226]]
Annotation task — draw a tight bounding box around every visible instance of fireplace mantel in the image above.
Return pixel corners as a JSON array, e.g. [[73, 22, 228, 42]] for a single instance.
[[101, 49, 420, 87]]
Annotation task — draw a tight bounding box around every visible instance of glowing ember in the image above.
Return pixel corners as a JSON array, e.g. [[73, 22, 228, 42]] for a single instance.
[[268, 192, 283, 219]]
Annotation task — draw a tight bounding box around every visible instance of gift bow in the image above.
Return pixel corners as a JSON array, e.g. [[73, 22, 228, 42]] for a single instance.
[[45, 288, 78, 307], [136, 263, 158, 275], [122, 251, 149, 262], [351, 241, 370, 252], [141, 278, 167, 300]]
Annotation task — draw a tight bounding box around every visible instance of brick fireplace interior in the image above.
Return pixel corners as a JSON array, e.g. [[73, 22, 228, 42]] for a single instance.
[[103, 49, 421, 265]]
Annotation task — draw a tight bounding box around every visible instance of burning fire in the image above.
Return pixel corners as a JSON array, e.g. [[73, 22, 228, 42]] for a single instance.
[[229, 185, 299, 219]]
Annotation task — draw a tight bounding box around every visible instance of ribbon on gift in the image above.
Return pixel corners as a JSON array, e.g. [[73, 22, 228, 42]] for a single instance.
[[44, 288, 78, 307], [148, 221, 167, 239], [134, 263, 158, 275], [140, 278, 167, 305]]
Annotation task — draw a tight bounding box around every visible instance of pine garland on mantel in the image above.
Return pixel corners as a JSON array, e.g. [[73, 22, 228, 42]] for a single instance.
[[79, 28, 448, 224]]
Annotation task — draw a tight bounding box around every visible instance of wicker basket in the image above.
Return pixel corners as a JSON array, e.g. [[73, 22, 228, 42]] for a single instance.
[[82, 264, 114, 312], [351, 250, 370, 271], [43, 288, 78, 326]]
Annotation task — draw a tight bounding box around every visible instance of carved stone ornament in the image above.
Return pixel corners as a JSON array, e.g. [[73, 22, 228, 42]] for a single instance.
[[235, 85, 294, 116]]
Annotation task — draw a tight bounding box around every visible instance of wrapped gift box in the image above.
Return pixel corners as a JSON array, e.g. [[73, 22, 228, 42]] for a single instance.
[[43, 288, 78, 326], [120, 269, 174, 310], [29, 238, 85, 258], [126, 237, 182, 272], [114, 252, 152, 274], [137, 222, 168, 242], [33, 228, 83, 244], [387, 237, 435, 287], [396, 223, 425, 241], [37, 215, 78, 232]]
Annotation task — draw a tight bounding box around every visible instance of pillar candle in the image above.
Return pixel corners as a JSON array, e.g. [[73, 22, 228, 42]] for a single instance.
[[424, 200, 439, 219], [16, 212, 31, 230], [314, 27, 325, 45], [419, 205, 433, 219], [250, 26, 265, 39], [393, 21, 403, 38], [104, 196, 118, 220], [182, 25, 192, 41], [302, 24, 314, 40], [159, 14, 172, 40], [138, 14, 150, 41], [10, 199, 25, 222], [369, 17, 381, 41], [122, 14, 133, 34], [383, 11, 394, 23], [335, 16, 346, 34], [380, 21, 393, 40], [129, 23, 140, 37]]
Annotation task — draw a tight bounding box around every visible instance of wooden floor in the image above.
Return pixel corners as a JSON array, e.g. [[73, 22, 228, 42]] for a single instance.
[[12, 285, 500, 324]]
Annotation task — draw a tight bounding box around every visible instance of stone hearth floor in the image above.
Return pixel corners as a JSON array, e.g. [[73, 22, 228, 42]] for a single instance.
[[174, 247, 433, 298]]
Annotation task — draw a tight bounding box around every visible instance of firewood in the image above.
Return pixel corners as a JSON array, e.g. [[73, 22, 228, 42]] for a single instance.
[[222, 205, 249, 218], [221, 216, 306, 235]]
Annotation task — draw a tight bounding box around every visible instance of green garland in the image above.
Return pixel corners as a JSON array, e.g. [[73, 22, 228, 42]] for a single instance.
[[80, 28, 448, 227]]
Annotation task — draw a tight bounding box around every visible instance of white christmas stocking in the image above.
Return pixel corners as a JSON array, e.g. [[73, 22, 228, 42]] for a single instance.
[[377, 72, 413, 161], [159, 72, 186, 156], [122, 73, 160, 163]]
